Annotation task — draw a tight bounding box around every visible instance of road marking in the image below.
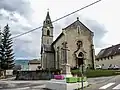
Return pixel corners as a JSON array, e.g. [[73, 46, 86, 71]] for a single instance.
[[16, 87, 30, 90], [99, 83, 115, 89], [32, 85, 45, 89], [113, 84, 120, 89]]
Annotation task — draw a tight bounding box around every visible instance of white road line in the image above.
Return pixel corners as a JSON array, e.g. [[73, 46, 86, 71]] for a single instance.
[[113, 84, 120, 89], [99, 83, 115, 89], [32, 85, 46, 89], [16, 87, 30, 90]]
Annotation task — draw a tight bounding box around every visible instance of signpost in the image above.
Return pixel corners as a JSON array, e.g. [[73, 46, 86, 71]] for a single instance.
[[81, 64, 84, 90]]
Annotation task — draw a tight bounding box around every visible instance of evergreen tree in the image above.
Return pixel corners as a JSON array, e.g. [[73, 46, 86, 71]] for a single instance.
[[0, 24, 14, 70], [0, 28, 2, 70]]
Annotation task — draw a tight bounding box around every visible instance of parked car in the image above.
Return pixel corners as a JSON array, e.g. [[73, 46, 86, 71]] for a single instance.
[[102, 66, 108, 70], [108, 65, 120, 70], [96, 65, 102, 69], [113, 65, 120, 70]]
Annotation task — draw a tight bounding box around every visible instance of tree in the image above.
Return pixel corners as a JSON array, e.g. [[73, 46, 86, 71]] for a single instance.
[[0, 24, 14, 70], [0, 28, 2, 70]]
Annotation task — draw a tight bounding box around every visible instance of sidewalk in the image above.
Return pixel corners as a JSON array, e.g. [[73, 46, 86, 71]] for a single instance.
[[0, 76, 16, 81]]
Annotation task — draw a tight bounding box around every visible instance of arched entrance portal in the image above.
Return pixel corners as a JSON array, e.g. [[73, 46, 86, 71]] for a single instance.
[[77, 52, 84, 67]]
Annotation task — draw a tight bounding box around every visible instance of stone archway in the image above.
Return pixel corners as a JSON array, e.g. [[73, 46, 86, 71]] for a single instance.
[[77, 52, 84, 67]]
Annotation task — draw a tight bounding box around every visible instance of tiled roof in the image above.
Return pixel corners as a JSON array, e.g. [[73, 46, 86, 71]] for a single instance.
[[41, 44, 54, 53], [29, 59, 41, 64], [96, 44, 120, 59], [52, 32, 64, 45]]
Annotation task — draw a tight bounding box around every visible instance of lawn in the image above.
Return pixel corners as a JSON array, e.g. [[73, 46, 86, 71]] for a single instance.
[[71, 69, 120, 78]]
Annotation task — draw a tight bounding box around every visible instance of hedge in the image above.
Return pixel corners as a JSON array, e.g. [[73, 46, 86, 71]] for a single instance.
[[71, 69, 120, 78]]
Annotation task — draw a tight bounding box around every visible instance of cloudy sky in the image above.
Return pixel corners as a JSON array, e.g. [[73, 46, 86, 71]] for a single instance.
[[0, 0, 119, 59]]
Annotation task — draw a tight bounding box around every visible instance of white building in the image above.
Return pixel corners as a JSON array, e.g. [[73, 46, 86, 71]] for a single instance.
[[96, 44, 120, 68], [28, 59, 41, 70]]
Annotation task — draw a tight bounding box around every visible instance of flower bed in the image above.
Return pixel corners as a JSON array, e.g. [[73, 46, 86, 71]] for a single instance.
[[54, 75, 64, 80], [66, 77, 87, 83], [66, 77, 77, 83]]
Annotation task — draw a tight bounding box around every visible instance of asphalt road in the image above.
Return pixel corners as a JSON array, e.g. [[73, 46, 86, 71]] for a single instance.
[[85, 75, 120, 90], [0, 79, 47, 90], [0, 75, 120, 90]]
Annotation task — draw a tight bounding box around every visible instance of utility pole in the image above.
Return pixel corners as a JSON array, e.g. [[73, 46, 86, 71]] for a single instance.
[[81, 64, 84, 90], [77, 52, 84, 90]]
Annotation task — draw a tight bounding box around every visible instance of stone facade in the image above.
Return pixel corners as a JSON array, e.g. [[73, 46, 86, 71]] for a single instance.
[[41, 11, 54, 69], [41, 12, 95, 69]]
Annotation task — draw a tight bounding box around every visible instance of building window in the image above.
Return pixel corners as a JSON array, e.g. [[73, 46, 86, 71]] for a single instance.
[[57, 47, 60, 69], [96, 59, 99, 61], [47, 39, 49, 44], [76, 40, 83, 48], [111, 56, 113, 59], [102, 64, 104, 66], [77, 26, 80, 34], [47, 30, 50, 36], [104, 57, 106, 60]]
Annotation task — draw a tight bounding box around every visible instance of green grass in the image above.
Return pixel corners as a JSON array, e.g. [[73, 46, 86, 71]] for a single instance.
[[71, 69, 120, 78]]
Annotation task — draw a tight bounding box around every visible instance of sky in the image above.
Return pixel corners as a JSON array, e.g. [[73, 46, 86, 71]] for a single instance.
[[0, 0, 120, 59]]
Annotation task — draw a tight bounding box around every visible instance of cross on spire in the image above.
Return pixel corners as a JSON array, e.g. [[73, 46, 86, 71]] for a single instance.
[[43, 9, 53, 28]]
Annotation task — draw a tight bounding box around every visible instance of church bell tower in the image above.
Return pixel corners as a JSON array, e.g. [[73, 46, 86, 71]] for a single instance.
[[41, 11, 54, 69], [41, 11, 53, 45]]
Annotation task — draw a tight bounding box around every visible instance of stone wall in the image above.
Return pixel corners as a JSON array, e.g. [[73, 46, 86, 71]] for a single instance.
[[15, 70, 54, 80]]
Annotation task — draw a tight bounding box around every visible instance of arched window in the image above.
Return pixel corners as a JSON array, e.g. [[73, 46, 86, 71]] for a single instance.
[[78, 52, 84, 57], [76, 40, 83, 48], [47, 30, 50, 36], [47, 39, 49, 44]]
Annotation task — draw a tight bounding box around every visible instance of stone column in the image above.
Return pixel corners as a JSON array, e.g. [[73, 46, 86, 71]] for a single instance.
[[61, 42, 72, 77]]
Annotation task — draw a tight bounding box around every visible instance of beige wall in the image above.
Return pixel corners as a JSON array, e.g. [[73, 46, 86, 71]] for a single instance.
[[29, 64, 41, 70], [95, 55, 120, 67], [53, 35, 65, 69], [53, 25, 95, 68]]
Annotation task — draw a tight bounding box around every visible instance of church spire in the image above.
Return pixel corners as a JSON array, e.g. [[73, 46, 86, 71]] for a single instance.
[[43, 10, 53, 28]]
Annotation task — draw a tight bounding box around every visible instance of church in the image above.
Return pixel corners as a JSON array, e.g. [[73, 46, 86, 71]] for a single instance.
[[41, 11, 95, 70]]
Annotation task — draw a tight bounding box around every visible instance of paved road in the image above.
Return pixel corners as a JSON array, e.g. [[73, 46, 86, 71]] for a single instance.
[[0, 75, 120, 90], [0, 80, 47, 90], [85, 75, 120, 90]]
